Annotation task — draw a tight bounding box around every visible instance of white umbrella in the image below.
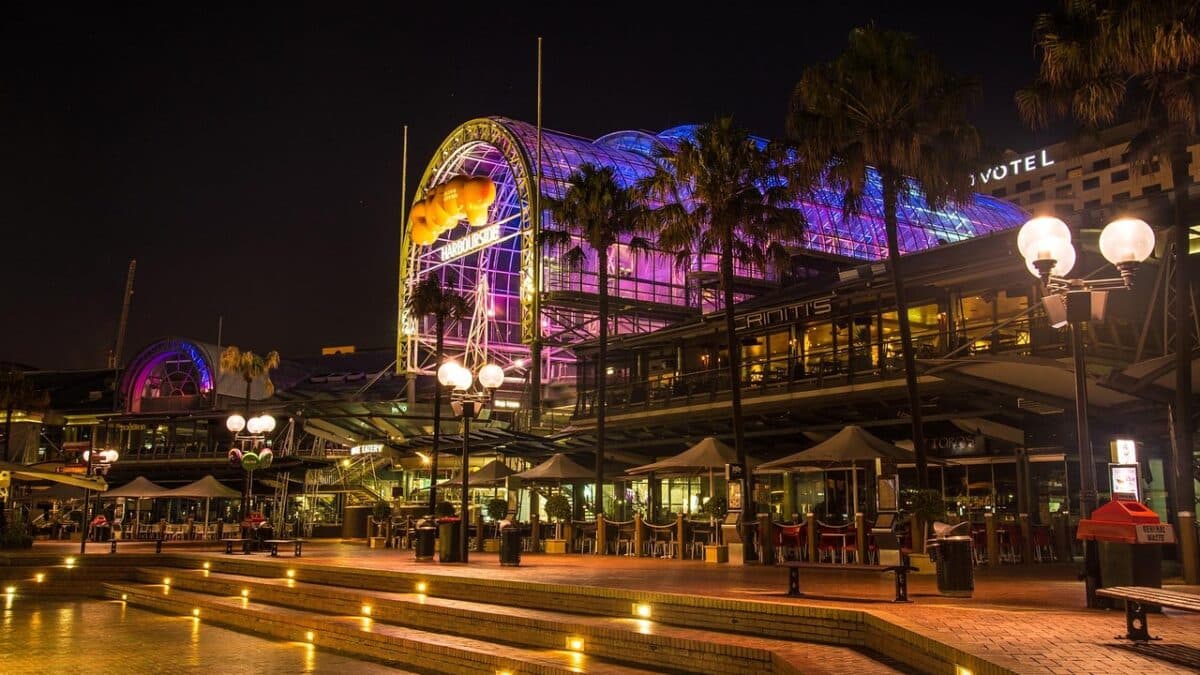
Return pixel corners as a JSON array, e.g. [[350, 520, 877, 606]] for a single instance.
[[159, 476, 241, 534], [625, 437, 760, 504]]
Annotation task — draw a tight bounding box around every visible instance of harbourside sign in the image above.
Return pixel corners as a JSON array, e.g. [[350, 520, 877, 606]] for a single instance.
[[436, 223, 501, 262], [970, 149, 1054, 187]]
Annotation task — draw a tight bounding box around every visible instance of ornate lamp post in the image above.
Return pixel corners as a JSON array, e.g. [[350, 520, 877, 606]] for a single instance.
[[226, 412, 276, 524], [1017, 215, 1154, 608], [439, 360, 505, 563]]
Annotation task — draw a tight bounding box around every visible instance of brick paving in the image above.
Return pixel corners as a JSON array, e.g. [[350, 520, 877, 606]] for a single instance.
[[17, 541, 1200, 673], [0, 597, 409, 674]]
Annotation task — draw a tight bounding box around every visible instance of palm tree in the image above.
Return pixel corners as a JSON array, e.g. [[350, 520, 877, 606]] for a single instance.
[[543, 163, 651, 516], [219, 346, 280, 520], [787, 26, 985, 488], [640, 117, 804, 493], [409, 274, 471, 515], [1017, 0, 1199, 577]]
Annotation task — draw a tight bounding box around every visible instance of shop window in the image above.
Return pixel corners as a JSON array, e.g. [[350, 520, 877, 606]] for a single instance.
[[1067, 166, 1083, 178]]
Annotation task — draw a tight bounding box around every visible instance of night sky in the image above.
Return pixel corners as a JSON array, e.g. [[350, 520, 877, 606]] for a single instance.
[[2, 1, 1058, 371]]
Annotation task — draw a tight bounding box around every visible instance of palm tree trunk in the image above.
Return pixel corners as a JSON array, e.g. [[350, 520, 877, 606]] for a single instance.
[[721, 231, 748, 489], [429, 316, 444, 515], [596, 247, 609, 517], [3, 403, 11, 463], [883, 179, 928, 488], [242, 378, 252, 520]]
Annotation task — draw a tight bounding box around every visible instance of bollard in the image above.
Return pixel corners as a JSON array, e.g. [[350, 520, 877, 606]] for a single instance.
[[985, 513, 999, 567], [596, 513, 607, 555], [530, 513, 541, 552], [855, 512, 867, 564], [676, 513, 685, 559], [633, 513, 645, 558], [757, 513, 773, 564], [806, 513, 816, 562]]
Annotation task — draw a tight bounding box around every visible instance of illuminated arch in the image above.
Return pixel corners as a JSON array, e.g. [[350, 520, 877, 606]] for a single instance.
[[120, 338, 216, 413]]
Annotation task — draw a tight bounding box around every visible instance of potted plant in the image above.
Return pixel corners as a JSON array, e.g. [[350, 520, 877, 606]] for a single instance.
[[543, 493, 572, 554], [483, 498, 508, 552], [906, 489, 946, 573], [701, 495, 729, 563]]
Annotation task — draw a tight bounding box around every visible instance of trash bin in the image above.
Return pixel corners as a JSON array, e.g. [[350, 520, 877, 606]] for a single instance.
[[499, 522, 521, 567], [414, 518, 436, 562], [1077, 500, 1176, 608], [929, 522, 974, 598], [437, 518, 462, 563]]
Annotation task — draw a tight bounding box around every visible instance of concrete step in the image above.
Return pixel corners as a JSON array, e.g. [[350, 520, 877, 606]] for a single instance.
[[127, 566, 902, 674], [105, 581, 656, 675]]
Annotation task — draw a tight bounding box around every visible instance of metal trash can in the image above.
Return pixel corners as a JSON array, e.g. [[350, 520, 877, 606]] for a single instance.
[[437, 518, 462, 563], [929, 521, 974, 598], [414, 518, 436, 562], [499, 522, 521, 567]]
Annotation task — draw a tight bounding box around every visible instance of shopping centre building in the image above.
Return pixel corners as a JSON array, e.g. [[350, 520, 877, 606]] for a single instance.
[[6, 116, 1199, 544]]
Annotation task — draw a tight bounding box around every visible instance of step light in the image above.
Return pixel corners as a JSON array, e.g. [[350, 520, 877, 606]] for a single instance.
[[241, 589, 250, 598], [64, 557, 76, 569], [121, 593, 128, 601], [305, 631, 315, 642], [361, 605, 372, 616], [415, 581, 427, 594], [632, 603, 651, 619], [5, 586, 15, 595], [34, 573, 45, 583], [566, 637, 585, 652], [192, 608, 200, 617], [286, 569, 296, 578], [162, 577, 171, 586]]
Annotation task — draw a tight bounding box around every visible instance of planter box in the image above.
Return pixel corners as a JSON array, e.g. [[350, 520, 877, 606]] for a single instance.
[[544, 539, 568, 554], [483, 539, 500, 553], [704, 544, 728, 564]]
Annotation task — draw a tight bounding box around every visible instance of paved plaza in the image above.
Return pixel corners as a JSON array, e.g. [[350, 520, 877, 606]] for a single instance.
[[8, 541, 1200, 673]]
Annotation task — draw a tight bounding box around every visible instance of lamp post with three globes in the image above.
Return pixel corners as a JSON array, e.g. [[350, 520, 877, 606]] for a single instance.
[[226, 411, 277, 522]]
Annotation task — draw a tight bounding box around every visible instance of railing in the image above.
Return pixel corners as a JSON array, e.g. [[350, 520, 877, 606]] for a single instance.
[[573, 316, 1110, 418]]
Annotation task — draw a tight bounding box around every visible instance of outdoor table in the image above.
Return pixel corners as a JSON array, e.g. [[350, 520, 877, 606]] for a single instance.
[[820, 531, 851, 564], [222, 538, 252, 554]]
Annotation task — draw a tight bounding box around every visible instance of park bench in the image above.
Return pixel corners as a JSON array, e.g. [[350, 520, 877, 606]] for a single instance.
[[262, 539, 304, 557], [778, 561, 917, 603], [110, 538, 163, 554], [1095, 586, 1200, 641], [221, 537, 252, 555]]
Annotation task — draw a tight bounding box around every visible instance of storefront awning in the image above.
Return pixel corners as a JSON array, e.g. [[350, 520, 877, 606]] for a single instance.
[[921, 356, 1142, 411]]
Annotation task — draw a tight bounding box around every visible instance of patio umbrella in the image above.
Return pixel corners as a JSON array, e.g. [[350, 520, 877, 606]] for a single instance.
[[625, 437, 760, 502], [103, 476, 171, 535], [755, 425, 921, 514], [436, 458, 515, 487], [513, 453, 593, 482], [159, 476, 241, 532]]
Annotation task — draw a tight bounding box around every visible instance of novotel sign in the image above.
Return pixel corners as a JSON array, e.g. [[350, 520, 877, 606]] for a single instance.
[[970, 149, 1054, 187], [435, 224, 501, 262]]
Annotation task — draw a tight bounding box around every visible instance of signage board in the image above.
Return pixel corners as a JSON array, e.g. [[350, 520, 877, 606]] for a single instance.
[[969, 149, 1054, 187], [1111, 438, 1138, 464], [1135, 524, 1176, 544], [435, 223, 501, 262], [1109, 463, 1141, 502]]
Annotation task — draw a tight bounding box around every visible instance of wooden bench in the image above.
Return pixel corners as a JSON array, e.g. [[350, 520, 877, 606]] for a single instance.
[[110, 538, 163, 554], [1096, 586, 1200, 641], [779, 561, 917, 603], [222, 538, 251, 555], [262, 539, 304, 557]]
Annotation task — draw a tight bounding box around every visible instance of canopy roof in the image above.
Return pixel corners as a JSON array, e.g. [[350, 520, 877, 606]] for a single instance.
[[513, 453, 593, 482], [104, 475, 169, 498], [159, 475, 241, 499], [756, 425, 916, 471], [0, 461, 108, 491], [438, 459, 516, 487], [626, 437, 755, 476]]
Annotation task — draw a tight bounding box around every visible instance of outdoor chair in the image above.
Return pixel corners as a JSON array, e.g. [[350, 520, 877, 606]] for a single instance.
[[1032, 525, 1056, 562], [689, 521, 712, 559]]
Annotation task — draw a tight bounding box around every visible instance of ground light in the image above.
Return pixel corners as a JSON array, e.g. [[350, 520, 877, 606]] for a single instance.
[[241, 589, 250, 597], [415, 581, 427, 593], [566, 637, 585, 652], [202, 562, 211, 570], [192, 608, 200, 617], [121, 594, 128, 601], [286, 569, 295, 578], [361, 605, 372, 616], [632, 603, 651, 619], [64, 557, 75, 569], [956, 667, 974, 675], [5, 586, 15, 594], [305, 631, 315, 642], [34, 573, 44, 583]]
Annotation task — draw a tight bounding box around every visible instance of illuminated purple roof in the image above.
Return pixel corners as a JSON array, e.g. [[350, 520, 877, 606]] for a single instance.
[[496, 117, 1028, 260]]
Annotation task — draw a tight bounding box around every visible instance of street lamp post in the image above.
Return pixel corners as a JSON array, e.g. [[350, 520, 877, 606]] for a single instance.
[[226, 412, 276, 525], [79, 448, 118, 556], [440, 360, 505, 563], [1018, 215, 1155, 608]]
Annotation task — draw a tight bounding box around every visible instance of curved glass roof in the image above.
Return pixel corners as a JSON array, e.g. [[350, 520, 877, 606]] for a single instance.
[[493, 116, 1028, 260]]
